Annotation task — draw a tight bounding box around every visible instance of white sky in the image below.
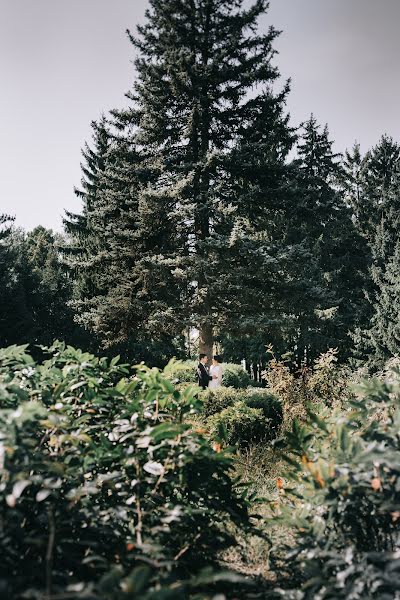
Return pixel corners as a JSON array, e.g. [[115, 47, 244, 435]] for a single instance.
[[1, 0, 399, 231]]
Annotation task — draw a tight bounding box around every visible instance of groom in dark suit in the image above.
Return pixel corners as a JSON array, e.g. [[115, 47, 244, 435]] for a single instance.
[[197, 353, 212, 390]]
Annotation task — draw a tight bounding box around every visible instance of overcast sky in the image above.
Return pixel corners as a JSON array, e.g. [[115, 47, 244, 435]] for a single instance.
[[1, 0, 399, 232]]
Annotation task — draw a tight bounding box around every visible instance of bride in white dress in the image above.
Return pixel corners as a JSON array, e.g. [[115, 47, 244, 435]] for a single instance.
[[209, 355, 223, 389]]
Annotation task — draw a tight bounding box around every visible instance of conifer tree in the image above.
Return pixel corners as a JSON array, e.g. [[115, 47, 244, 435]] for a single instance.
[[352, 137, 400, 367], [23, 227, 85, 346], [109, 0, 295, 357], [341, 143, 368, 229], [65, 113, 183, 362], [288, 116, 368, 363], [64, 116, 112, 300], [367, 239, 400, 360], [362, 136, 400, 265], [0, 215, 25, 346]]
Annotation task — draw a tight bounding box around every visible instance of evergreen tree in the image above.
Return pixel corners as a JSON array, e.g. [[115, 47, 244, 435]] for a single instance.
[[0, 217, 35, 346], [287, 116, 369, 363], [22, 227, 85, 346], [362, 136, 400, 266], [65, 115, 183, 363], [341, 142, 368, 229], [353, 137, 400, 367], [366, 240, 400, 361], [0, 221, 86, 349], [64, 116, 112, 302], [103, 0, 294, 357]]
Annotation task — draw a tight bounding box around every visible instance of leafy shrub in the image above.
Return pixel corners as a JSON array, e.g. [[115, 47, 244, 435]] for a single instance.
[[222, 363, 251, 389], [210, 402, 272, 448], [202, 386, 282, 431], [307, 348, 350, 407], [201, 386, 242, 417], [0, 343, 252, 599], [165, 359, 197, 383], [263, 348, 351, 428], [274, 548, 400, 600], [273, 370, 400, 598], [245, 390, 283, 439]]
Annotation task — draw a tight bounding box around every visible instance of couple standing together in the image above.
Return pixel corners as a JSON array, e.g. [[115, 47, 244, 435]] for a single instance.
[[197, 354, 223, 390]]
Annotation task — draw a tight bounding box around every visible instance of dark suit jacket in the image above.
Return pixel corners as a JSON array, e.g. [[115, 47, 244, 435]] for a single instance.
[[197, 362, 211, 389]]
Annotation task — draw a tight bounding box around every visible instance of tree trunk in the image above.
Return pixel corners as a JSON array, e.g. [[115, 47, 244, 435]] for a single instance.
[[199, 322, 213, 359]]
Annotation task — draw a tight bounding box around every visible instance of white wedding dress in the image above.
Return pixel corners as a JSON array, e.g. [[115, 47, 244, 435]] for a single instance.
[[209, 364, 223, 389]]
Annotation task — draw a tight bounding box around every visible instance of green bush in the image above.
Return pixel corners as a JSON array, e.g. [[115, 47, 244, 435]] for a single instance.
[[0, 343, 251, 599], [244, 390, 283, 439], [210, 402, 272, 448], [202, 386, 283, 432], [222, 363, 251, 389], [201, 386, 242, 417], [274, 372, 400, 598], [165, 359, 197, 383]]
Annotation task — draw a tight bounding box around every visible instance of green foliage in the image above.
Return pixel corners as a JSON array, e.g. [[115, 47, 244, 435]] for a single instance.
[[165, 360, 197, 384], [274, 549, 400, 600], [166, 361, 251, 389], [66, 0, 299, 358], [222, 364, 251, 389], [202, 385, 282, 430], [263, 349, 351, 429], [202, 386, 242, 418], [0, 223, 88, 349], [244, 390, 283, 439], [345, 136, 400, 370], [287, 115, 371, 364], [207, 388, 283, 448], [0, 344, 252, 598], [210, 402, 270, 448], [273, 369, 400, 598], [0, 217, 34, 347]]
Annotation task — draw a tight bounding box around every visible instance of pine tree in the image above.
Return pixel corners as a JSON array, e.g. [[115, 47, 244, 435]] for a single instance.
[[353, 137, 400, 367], [287, 116, 369, 363], [341, 143, 368, 229], [64, 116, 112, 301], [22, 227, 85, 346], [65, 113, 184, 362], [109, 0, 295, 357], [362, 136, 400, 266], [367, 239, 400, 360]]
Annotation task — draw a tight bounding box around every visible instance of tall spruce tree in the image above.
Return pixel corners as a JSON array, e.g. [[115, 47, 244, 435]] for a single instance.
[[340, 143, 374, 363], [113, 0, 294, 357], [367, 240, 400, 361], [65, 113, 183, 363], [342, 143, 368, 230], [67, 0, 296, 360], [352, 136, 400, 367], [287, 116, 369, 363], [64, 116, 111, 301], [362, 136, 400, 266]]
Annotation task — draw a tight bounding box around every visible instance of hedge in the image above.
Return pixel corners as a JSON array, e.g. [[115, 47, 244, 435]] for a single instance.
[[204, 387, 283, 446]]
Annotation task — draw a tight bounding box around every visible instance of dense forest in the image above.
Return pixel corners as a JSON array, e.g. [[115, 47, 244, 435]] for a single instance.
[[1, 1, 400, 598]]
